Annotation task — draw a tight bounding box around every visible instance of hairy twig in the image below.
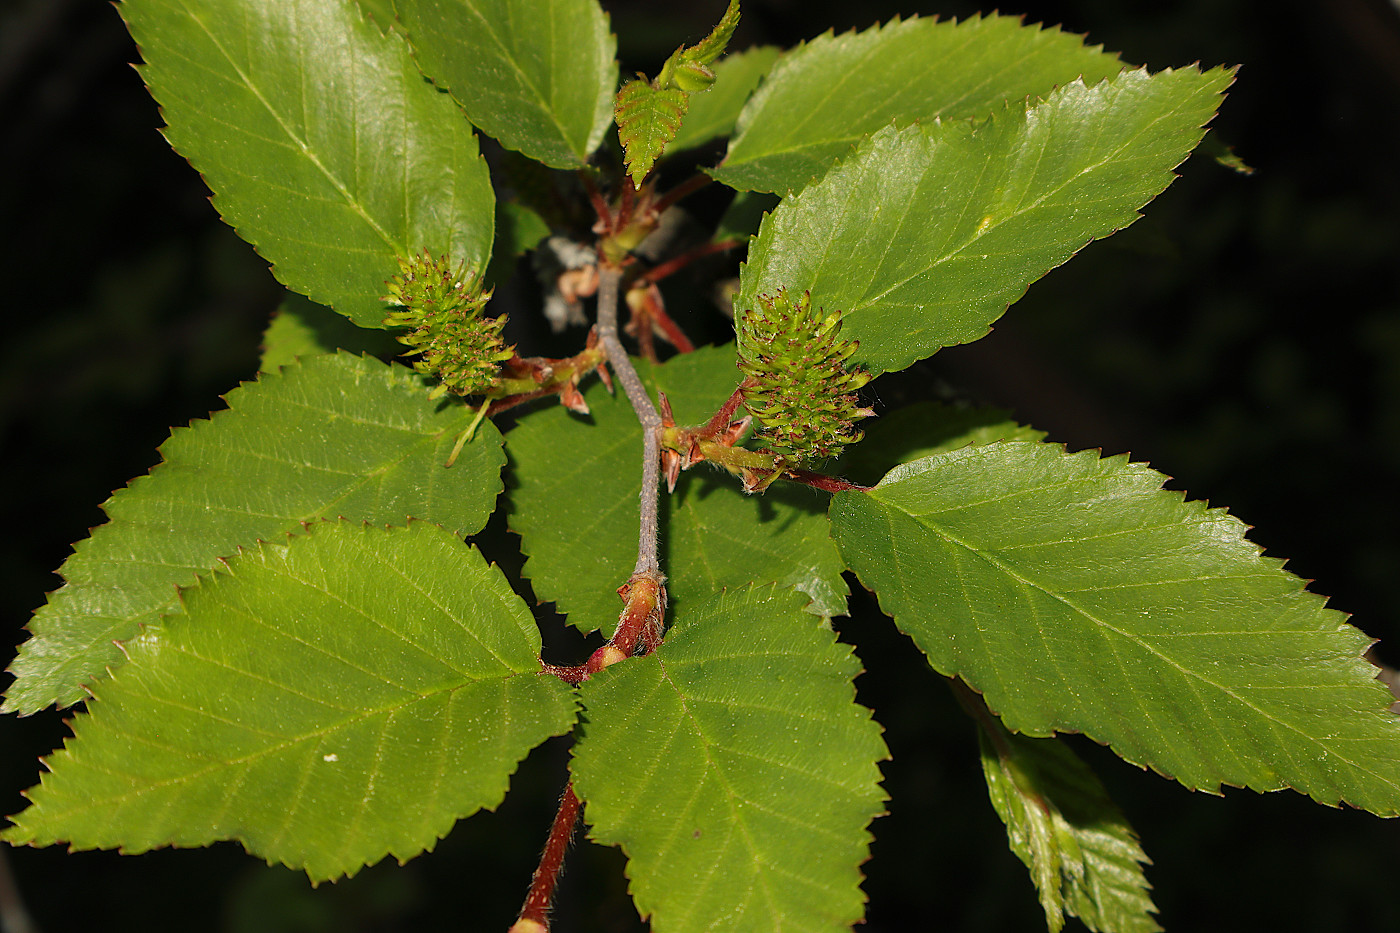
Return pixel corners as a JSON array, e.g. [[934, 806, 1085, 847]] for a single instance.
[[509, 784, 582, 933], [595, 264, 663, 578]]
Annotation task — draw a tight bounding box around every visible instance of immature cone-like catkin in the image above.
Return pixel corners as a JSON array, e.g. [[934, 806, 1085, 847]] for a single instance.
[[736, 288, 873, 465], [382, 251, 512, 399]]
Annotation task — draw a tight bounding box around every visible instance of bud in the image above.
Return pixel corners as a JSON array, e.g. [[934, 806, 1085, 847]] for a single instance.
[[382, 250, 513, 398], [736, 289, 873, 467], [671, 60, 717, 92]]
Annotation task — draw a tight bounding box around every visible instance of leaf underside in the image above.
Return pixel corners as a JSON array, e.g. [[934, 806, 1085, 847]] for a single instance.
[[714, 13, 1127, 194], [506, 346, 847, 635], [394, 0, 617, 169], [977, 715, 1160, 933], [5, 521, 577, 882], [737, 66, 1234, 376], [572, 585, 887, 933], [121, 0, 495, 328], [830, 442, 1400, 815], [4, 353, 505, 714]]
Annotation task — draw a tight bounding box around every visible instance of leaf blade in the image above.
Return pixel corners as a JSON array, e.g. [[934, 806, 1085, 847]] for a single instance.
[[5, 353, 505, 713], [737, 67, 1233, 376], [615, 79, 690, 186], [5, 521, 577, 881], [572, 585, 887, 932], [829, 442, 1400, 814], [121, 0, 496, 328], [968, 691, 1160, 933], [713, 14, 1126, 194], [394, 0, 617, 169]]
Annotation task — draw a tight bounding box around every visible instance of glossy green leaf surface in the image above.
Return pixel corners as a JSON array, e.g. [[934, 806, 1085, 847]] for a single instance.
[[830, 442, 1400, 813], [506, 345, 847, 635], [4, 353, 505, 713], [259, 294, 402, 373], [572, 586, 887, 932], [5, 522, 576, 882], [738, 67, 1233, 375], [121, 0, 495, 328], [976, 711, 1158, 932], [395, 0, 617, 169], [486, 199, 552, 289], [713, 14, 1126, 194], [670, 45, 780, 154]]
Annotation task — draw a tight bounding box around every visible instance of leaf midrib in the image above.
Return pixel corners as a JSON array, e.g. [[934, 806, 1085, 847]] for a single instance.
[[39, 670, 536, 819], [175, 0, 399, 253], [880, 495, 1400, 793]]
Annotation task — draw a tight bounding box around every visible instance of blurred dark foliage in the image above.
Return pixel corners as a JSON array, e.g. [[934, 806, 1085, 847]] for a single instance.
[[1, 0, 1397, 930]]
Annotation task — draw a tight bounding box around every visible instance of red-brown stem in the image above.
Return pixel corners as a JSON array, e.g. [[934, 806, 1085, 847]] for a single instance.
[[485, 388, 554, 417], [634, 302, 659, 363], [579, 170, 611, 227], [540, 662, 589, 685], [639, 239, 739, 286], [616, 176, 637, 230], [634, 284, 696, 355], [702, 381, 751, 435], [512, 784, 583, 931], [591, 573, 666, 672], [779, 469, 871, 494], [651, 172, 712, 216]]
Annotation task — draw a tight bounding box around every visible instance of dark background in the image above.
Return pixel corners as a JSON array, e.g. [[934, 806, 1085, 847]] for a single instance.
[[2, 0, 1399, 930]]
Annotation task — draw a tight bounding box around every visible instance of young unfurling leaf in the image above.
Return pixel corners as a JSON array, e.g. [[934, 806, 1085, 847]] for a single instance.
[[615, 0, 741, 184]]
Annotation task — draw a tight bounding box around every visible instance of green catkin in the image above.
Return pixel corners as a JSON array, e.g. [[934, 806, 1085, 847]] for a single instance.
[[736, 288, 872, 466], [382, 251, 513, 398]]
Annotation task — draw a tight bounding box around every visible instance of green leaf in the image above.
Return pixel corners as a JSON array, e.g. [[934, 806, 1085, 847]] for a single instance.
[[572, 585, 887, 932], [615, 79, 690, 186], [260, 294, 403, 372], [829, 442, 1400, 814], [5, 521, 576, 882], [834, 401, 1045, 487], [673, 0, 740, 72], [713, 189, 778, 245], [738, 67, 1233, 376], [506, 345, 847, 635], [4, 353, 505, 714], [485, 199, 552, 289], [670, 45, 781, 154], [354, 0, 396, 32], [713, 13, 1127, 194], [394, 0, 617, 169], [970, 696, 1159, 933], [120, 0, 496, 329], [616, 1, 743, 184]]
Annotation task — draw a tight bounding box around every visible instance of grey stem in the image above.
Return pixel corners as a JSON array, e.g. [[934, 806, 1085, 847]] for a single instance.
[[594, 265, 663, 577]]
